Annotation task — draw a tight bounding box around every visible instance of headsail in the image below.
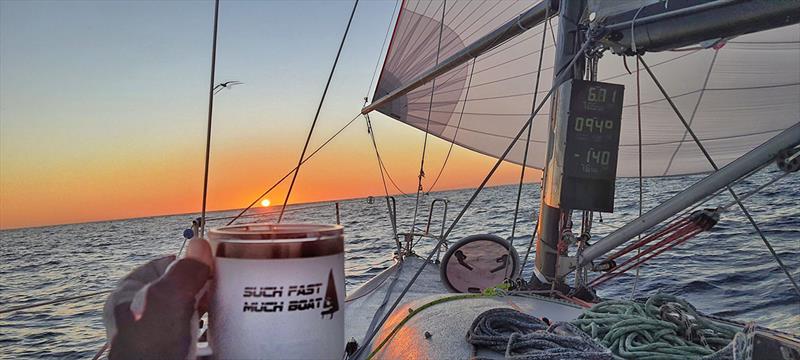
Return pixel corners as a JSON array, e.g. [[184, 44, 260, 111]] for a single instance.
[[371, 0, 800, 177]]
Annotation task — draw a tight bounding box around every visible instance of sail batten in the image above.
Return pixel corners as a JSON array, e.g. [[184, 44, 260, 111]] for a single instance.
[[373, 0, 799, 178]]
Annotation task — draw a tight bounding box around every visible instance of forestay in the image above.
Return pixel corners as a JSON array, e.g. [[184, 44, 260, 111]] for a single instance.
[[372, 0, 800, 177]]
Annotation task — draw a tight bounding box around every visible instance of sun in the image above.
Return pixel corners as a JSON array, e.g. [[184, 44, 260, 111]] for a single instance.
[[260, 199, 271, 207]]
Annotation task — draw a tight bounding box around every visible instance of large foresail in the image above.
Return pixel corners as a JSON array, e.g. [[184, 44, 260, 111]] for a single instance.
[[372, 0, 800, 177], [372, 0, 557, 169]]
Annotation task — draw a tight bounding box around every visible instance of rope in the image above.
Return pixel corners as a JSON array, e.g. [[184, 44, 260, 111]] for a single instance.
[[590, 210, 714, 288], [638, 55, 800, 297], [199, 0, 221, 236], [409, 0, 447, 237], [510, 5, 550, 243], [572, 294, 741, 359], [467, 308, 613, 359], [277, 0, 359, 223], [352, 39, 595, 359]]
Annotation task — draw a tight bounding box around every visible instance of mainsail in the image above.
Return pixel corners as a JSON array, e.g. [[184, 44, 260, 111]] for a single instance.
[[372, 0, 800, 177]]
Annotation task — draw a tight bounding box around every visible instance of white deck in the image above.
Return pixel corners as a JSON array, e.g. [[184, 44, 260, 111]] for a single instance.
[[345, 256, 586, 359]]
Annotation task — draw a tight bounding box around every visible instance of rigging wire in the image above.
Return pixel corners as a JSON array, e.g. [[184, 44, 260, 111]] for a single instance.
[[510, 6, 549, 243], [409, 0, 447, 236], [352, 40, 593, 358], [206, 203, 336, 222], [365, 113, 400, 242], [426, 58, 476, 193], [277, 0, 359, 223], [199, 0, 221, 237], [520, 217, 540, 277], [362, 0, 413, 197], [377, 154, 410, 196], [718, 171, 792, 210], [225, 114, 362, 225], [630, 56, 644, 298], [638, 55, 800, 297]]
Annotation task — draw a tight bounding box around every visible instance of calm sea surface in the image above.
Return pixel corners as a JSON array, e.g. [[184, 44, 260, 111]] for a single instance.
[[1, 170, 798, 358]]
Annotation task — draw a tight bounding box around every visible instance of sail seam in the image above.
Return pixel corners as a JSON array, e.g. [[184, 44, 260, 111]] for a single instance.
[[426, 58, 476, 193], [638, 55, 800, 297], [366, 0, 401, 101], [404, 49, 700, 102], [663, 49, 719, 175]]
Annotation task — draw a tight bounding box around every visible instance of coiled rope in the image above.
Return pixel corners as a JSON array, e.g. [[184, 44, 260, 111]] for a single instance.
[[467, 308, 613, 359], [572, 294, 741, 359]]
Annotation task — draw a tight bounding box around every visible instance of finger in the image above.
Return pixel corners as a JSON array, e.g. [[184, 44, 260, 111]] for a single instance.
[[184, 238, 213, 271]]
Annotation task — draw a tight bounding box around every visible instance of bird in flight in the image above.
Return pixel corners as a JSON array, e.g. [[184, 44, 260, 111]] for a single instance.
[[213, 80, 243, 95]]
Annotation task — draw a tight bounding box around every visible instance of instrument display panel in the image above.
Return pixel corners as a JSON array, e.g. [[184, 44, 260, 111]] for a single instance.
[[561, 79, 624, 212]]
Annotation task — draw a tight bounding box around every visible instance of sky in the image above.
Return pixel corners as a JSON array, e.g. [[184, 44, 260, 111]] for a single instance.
[[0, 0, 541, 230]]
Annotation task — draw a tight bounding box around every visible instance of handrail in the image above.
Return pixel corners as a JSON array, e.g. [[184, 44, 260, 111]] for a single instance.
[[425, 198, 449, 240]]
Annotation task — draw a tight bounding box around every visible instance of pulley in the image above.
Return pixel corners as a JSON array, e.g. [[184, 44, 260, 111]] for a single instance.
[[776, 148, 800, 172]]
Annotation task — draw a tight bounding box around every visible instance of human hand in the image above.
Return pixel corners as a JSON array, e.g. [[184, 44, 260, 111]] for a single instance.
[[103, 238, 213, 360]]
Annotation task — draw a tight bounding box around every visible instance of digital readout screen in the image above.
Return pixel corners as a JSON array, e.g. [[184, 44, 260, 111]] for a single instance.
[[564, 80, 624, 179], [561, 79, 624, 212]]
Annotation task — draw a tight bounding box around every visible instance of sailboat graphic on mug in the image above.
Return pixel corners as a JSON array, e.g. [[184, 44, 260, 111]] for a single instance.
[[321, 269, 339, 319]]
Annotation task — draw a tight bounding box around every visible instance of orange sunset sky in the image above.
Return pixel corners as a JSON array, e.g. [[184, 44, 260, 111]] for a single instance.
[[0, 1, 543, 230]]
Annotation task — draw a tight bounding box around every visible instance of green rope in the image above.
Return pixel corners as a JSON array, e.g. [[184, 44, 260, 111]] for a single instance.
[[572, 294, 740, 360]]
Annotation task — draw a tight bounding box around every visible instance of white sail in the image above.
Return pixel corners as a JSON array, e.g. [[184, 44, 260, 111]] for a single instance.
[[373, 0, 800, 177]]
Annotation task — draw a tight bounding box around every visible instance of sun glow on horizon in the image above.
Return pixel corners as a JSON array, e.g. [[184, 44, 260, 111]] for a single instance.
[[260, 199, 271, 207]]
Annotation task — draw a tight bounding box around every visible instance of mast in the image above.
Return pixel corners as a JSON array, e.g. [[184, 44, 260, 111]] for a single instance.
[[532, 0, 586, 285]]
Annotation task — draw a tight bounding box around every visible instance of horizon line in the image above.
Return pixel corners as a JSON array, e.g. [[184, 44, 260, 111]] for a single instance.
[[0, 180, 542, 232]]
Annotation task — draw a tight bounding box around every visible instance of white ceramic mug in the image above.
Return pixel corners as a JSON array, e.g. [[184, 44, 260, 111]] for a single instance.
[[204, 223, 345, 359]]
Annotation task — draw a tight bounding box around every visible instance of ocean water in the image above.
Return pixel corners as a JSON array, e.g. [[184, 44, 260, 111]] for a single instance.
[[1, 169, 798, 358]]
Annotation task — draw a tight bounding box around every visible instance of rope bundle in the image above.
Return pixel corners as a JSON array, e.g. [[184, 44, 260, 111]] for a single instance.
[[467, 308, 614, 359], [572, 294, 741, 359]]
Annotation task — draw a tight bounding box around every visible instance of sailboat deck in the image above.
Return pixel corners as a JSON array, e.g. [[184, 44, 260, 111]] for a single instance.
[[345, 256, 586, 359]]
